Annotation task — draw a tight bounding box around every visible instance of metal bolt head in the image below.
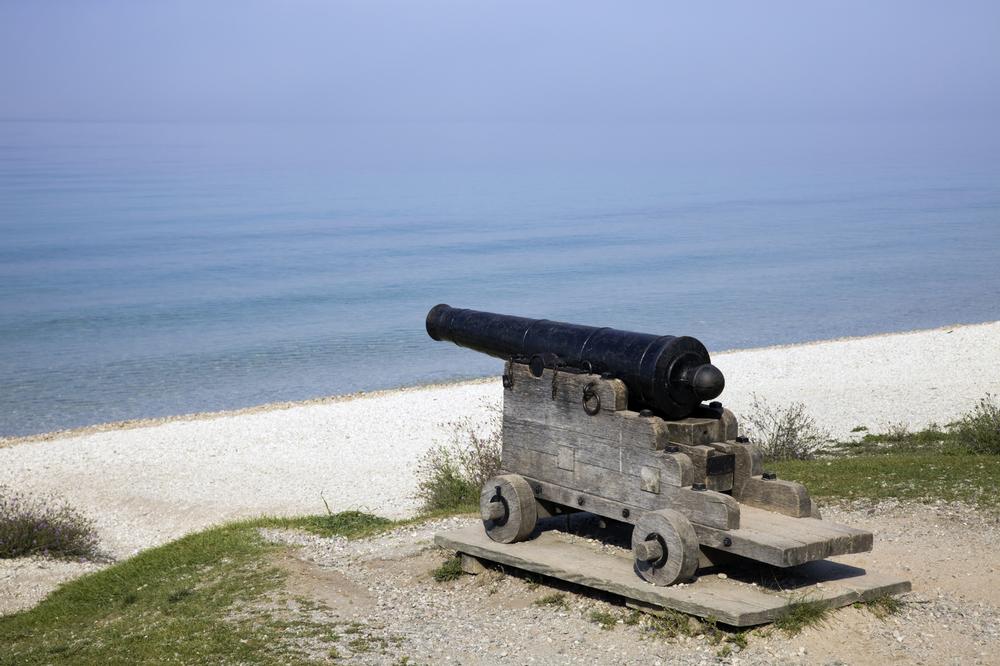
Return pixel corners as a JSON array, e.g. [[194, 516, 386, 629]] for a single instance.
[[621, 508, 630, 519], [762, 471, 777, 480], [692, 482, 707, 491], [577, 496, 585, 506], [639, 409, 654, 418], [735, 435, 749, 443], [723, 536, 732, 547]]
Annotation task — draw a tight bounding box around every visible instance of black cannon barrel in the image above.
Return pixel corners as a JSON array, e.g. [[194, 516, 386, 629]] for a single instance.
[[426, 304, 724, 420]]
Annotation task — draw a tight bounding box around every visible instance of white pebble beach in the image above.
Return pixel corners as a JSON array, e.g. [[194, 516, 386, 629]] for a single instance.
[[2, 320, 999, 562]]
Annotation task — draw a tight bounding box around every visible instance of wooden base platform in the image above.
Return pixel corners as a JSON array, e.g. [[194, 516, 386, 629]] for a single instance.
[[435, 519, 909, 627]]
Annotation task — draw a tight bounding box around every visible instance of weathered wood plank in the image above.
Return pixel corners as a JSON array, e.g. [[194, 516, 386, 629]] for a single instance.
[[737, 506, 873, 553], [693, 505, 873, 566], [504, 393, 666, 451], [663, 418, 723, 446], [738, 476, 812, 517], [505, 364, 628, 412], [694, 523, 816, 567], [673, 443, 711, 480], [435, 524, 910, 627], [503, 417, 694, 487], [709, 441, 758, 497], [720, 408, 740, 440], [524, 477, 739, 531]]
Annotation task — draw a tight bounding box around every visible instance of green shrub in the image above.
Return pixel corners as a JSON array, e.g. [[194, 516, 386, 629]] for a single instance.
[[534, 593, 569, 609], [953, 394, 1000, 454], [0, 486, 99, 559], [416, 407, 502, 512], [742, 395, 829, 461]]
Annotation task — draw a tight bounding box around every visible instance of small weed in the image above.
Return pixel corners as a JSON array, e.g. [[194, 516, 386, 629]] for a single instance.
[[479, 568, 505, 595], [773, 596, 830, 635], [328, 646, 341, 660], [432, 556, 464, 582], [344, 621, 364, 635], [623, 609, 642, 625], [700, 615, 724, 644], [348, 636, 372, 653], [858, 594, 905, 619], [166, 588, 192, 603], [716, 629, 749, 657], [850, 425, 868, 433], [416, 407, 502, 512], [643, 608, 695, 640], [742, 395, 829, 461], [534, 593, 569, 610], [588, 609, 618, 630]]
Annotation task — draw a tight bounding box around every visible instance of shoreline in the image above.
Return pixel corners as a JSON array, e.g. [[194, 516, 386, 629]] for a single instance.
[[0, 375, 497, 448], [3, 318, 997, 448], [1, 317, 998, 611]]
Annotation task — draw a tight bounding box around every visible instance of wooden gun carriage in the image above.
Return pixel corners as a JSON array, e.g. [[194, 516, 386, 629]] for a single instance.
[[427, 305, 873, 587]]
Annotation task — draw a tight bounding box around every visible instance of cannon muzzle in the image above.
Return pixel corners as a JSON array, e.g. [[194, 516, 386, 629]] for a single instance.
[[426, 304, 723, 419]]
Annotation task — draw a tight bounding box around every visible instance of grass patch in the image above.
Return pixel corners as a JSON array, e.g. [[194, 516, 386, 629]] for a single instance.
[[0, 511, 417, 665], [836, 395, 1000, 458], [267, 509, 395, 540], [588, 609, 618, 630], [0, 486, 100, 559], [856, 594, 905, 620], [773, 398, 1000, 511], [432, 556, 463, 582], [534, 593, 569, 610], [835, 423, 962, 456], [771, 452, 1000, 510], [773, 596, 830, 636]]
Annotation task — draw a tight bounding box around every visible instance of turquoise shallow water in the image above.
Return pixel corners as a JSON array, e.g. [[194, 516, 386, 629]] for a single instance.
[[2, 120, 999, 436]]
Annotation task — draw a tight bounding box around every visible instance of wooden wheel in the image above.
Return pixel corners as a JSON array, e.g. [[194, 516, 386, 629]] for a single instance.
[[480, 474, 537, 543], [632, 508, 699, 586]]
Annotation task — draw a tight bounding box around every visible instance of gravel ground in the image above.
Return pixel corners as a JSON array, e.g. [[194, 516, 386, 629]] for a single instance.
[[1, 321, 999, 622], [258, 502, 999, 665]]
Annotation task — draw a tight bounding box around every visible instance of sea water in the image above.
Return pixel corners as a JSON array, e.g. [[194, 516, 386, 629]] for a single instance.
[[2, 120, 999, 436]]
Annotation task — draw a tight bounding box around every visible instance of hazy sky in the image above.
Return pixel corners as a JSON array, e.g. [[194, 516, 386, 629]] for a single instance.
[[1, 1, 998, 124]]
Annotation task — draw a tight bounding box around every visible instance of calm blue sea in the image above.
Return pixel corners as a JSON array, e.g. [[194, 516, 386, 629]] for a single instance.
[[2, 120, 999, 437]]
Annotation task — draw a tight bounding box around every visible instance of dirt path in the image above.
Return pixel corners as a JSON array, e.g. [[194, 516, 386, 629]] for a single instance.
[[258, 502, 999, 665]]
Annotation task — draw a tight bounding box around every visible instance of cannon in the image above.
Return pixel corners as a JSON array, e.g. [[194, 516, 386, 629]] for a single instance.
[[426, 304, 725, 420], [428, 305, 875, 587]]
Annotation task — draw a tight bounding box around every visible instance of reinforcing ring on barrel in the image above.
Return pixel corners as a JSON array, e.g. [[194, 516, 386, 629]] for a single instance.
[[582, 382, 601, 415]]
